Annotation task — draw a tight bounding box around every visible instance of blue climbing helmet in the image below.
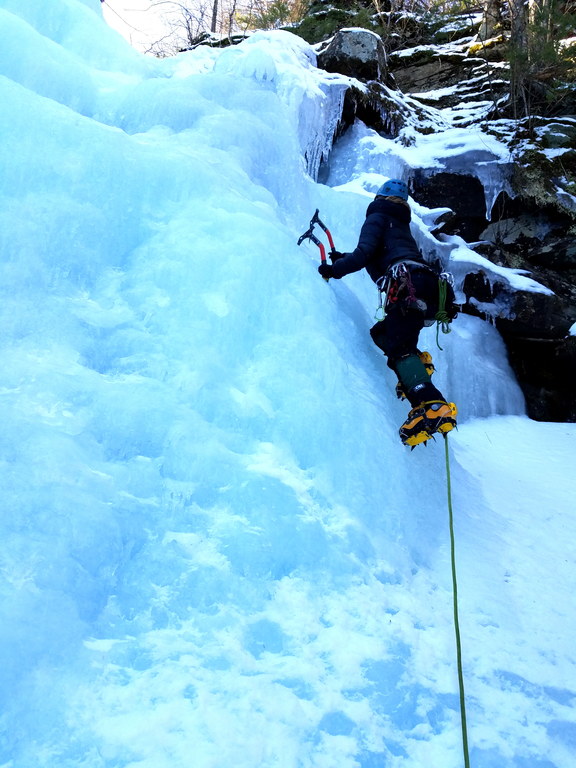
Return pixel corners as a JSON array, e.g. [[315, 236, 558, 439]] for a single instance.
[[377, 178, 409, 200]]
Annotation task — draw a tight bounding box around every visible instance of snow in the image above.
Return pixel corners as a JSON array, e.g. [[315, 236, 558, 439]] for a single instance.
[[448, 241, 556, 296], [543, 148, 574, 159], [0, 2, 575, 767]]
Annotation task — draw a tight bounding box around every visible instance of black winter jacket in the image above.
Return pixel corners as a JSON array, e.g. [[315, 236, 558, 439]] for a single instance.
[[331, 197, 425, 283]]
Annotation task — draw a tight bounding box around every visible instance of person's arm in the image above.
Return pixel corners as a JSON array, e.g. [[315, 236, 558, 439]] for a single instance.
[[330, 210, 385, 278]]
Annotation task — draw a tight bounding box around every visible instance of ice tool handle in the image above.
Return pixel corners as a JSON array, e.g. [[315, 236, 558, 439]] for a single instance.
[[297, 209, 337, 265]]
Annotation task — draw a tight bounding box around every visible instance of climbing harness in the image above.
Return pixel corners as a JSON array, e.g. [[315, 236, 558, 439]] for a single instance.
[[375, 261, 427, 320], [375, 263, 456, 351], [297, 209, 337, 269], [444, 434, 471, 768]]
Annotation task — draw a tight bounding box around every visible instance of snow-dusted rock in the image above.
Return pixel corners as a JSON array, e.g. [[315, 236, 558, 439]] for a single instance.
[[317, 28, 388, 83]]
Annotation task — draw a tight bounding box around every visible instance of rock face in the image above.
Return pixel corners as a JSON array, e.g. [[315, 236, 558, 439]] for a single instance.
[[412, 175, 576, 421], [294, 13, 576, 422], [390, 46, 508, 117], [412, 172, 488, 241], [410, 174, 576, 423]]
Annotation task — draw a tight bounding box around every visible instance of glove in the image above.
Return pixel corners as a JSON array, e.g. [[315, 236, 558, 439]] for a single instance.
[[330, 250, 345, 263], [318, 263, 334, 280]]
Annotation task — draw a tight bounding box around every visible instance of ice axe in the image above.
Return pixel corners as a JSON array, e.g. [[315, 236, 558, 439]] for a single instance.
[[297, 209, 337, 279]]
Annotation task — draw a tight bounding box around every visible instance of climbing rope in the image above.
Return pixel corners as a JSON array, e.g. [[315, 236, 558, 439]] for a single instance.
[[435, 278, 453, 350], [444, 434, 471, 768]]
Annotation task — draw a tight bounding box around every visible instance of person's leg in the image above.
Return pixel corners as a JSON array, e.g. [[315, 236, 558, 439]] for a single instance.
[[370, 310, 445, 406], [395, 358, 445, 407], [396, 269, 457, 444], [370, 308, 420, 364]]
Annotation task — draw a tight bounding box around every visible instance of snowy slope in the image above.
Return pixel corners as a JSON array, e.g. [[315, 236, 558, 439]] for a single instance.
[[0, 2, 575, 767]]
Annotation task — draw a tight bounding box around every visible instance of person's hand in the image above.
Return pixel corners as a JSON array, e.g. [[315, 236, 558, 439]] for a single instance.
[[318, 263, 334, 280], [330, 251, 345, 263]]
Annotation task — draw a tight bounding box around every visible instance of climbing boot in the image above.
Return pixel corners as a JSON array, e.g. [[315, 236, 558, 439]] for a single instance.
[[396, 351, 435, 400], [399, 400, 458, 448]]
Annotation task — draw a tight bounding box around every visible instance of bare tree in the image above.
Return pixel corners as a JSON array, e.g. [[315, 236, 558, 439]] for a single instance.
[[145, 1, 214, 53], [211, 0, 219, 32], [148, 0, 307, 50]]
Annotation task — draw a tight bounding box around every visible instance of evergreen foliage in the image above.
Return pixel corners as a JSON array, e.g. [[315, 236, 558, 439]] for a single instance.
[[237, 0, 308, 30], [508, 0, 576, 119]]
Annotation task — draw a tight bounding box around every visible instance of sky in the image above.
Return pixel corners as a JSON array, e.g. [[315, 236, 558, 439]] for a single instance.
[[0, 1, 575, 766], [101, 0, 228, 53], [102, 0, 176, 51]]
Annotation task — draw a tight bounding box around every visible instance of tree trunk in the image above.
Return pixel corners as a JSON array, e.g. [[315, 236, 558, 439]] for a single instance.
[[479, 0, 503, 41], [227, 0, 237, 37], [508, 0, 530, 119], [509, 0, 528, 50]]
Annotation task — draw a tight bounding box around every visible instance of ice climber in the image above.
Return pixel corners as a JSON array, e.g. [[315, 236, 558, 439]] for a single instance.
[[318, 178, 458, 447]]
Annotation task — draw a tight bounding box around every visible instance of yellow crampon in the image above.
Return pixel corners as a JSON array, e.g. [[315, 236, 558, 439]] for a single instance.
[[399, 400, 458, 447]]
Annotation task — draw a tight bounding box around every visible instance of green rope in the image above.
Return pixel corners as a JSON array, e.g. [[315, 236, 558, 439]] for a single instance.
[[435, 279, 452, 350], [444, 434, 471, 768]]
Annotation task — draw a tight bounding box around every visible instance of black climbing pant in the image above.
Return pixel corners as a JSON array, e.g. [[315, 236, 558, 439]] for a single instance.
[[370, 266, 447, 407]]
